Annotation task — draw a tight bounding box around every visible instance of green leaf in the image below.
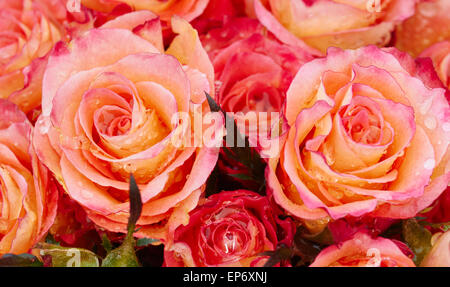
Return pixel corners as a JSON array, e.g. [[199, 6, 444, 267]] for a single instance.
[[292, 226, 323, 266], [419, 220, 450, 232], [102, 234, 113, 253], [205, 91, 224, 114], [136, 238, 159, 247], [35, 243, 99, 267], [402, 218, 432, 265], [128, 174, 142, 234], [45, 233, 60, 245], [299, 226, 334, 246], [205, 92, 266, 192], [0, 253, 43, 267], [260, 245, 292, 267], [101, 174, 142, 267]]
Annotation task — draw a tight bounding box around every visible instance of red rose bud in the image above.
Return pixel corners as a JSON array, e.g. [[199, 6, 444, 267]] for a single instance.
[[164, 190, 294, 267]]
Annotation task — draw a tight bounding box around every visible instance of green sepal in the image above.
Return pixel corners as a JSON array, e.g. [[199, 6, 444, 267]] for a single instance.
[[101, 174, 142, 267]]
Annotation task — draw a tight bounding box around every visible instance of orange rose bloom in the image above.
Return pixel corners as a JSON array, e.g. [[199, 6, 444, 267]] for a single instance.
[[81, 0, 210, 22], [0, 0, 66, 114], [267, 46, 450, 221], [310, 233, 415, 267], [0, 99, 58, 255], [33, 11, 221, 242], [396, 0, 450, 57], [254, 0, 416, 55], [420, 41, 450, 89]]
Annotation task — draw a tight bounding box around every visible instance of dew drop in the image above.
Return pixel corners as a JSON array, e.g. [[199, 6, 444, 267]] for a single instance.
[[424, 117, 436, 130], [38, 117, 51, 135], [424, 159, 435, 170]]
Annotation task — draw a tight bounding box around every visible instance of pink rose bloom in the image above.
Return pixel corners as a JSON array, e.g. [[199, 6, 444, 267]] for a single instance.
[[311, 232, 415, 267], [33, 11, 221, 242], [422, 187, 450, 226], [420, 41, 450, 89], [203, 18, 313, 158], [192, 0, 254, 34], [48, 184, 96, 248], [267, 46, 450, 222], [0, 99, 58, 255], [164, 190, 294, 267], [253, 0, 416, 54], [421, 231, 450, 267], [396, 0, 450, 57], [0, 0, 67, 115], [81, 0, 210, 22]]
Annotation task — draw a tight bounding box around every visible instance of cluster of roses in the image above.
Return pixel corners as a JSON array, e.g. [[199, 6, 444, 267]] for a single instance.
[[0, 0, 448, 267]]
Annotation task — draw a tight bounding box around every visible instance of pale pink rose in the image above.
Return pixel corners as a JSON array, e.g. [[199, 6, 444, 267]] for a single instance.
[[33, 11, 221, 242], [420, 41, 450, 89], [311, 232, 415, 267], [253, 0, 416, 55], [421, 231, 450, 267], [396, 0, 450, 57], [267, 46, 450, 221], [0, 99, 58, 255]]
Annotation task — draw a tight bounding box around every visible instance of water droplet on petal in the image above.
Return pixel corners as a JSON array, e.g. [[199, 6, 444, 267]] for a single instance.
[[424, 117, 436, 130], [424, 158, 435, 170], [38, 117, 51, 135]]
